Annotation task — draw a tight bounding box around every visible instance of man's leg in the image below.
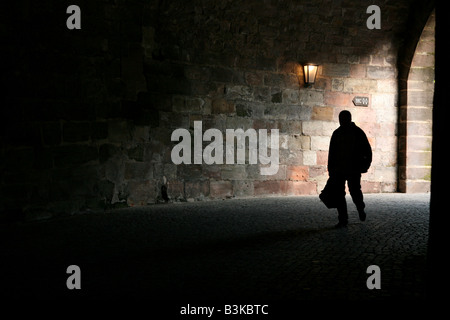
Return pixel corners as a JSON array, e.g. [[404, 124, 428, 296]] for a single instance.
[[328, 174, 348, 226], [348, 173, 366, 221], [337, 196, 348, 225]]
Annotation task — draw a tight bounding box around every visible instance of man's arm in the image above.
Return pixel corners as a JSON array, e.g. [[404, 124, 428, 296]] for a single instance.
[[359, 130, 372, 173], [327, 132, 337, 175]]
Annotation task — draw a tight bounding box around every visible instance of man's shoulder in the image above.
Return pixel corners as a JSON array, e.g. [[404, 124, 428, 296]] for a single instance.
[[332, 123, 367, 136], [353, 124, 367, 136]]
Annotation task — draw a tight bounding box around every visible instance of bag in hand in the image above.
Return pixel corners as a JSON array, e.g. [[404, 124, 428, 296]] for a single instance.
[[319, 178, 339, 209]]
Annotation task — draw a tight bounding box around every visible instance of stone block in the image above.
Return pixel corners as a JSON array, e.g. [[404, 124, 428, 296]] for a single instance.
[[185, 180, 210, 199], [178, 164, 203, 180], [406, 167, 431, 181], [254, 87, 271, 102], [314, 78, 331, 91], [375, 136, 396, 152], [302, 121, 337, 136], [184, 65, 211, 81], [253, 119, 280, 131], [343, 79, 377, 93], [286, 105, 312, 121], [245, 72, 264, 86], [225, 116, 253, 131], [108, 120, 131, 143], [312, 106, 334, 121], [126, 180, 157, 206], [350, 64, 366, 78], [371, 93, 397, 109], [361, 181, 381, 193], [407, 136, 432, 152], [332, 79, 344, 92], [171, 96, 185, 112], [210, 181, 233, 198], [167, 181, 185, 200], [324, 91, 353, 107], [367, 66, 395, 79], [172, 96, 205, 113], [316, 151, 328, 166], [415, 40, 435, 55], [271, 91, 282, 103], [236, 104, 253, 117], [288, 135, 310, 150], [407, 122, 432, 136], [350, 108, 376, 124], [128, 145, 145, 161], [322, 63, 350, 77], [279, 149, 303, 165], [377, 79, 397, 93], [246, 163, 285, 180], [212, 98, 235, 114], [225, 85, 253, 101], [163, 164, 178, 180], [279, 134, 289, 149], [406, 151, 432, 167], [407, 91, 434, 107], [221, 165, 247, 180], [261, 105, 284, 120], [381, 182, 396, 193], [299, 90, 324, 106], [203, 165, 221, 179], [404, 180, 430, 193], [124, 161, 153, 180], [278, 121, 302, 135], [264, 72, 286, 88], [373, 151, 396, 167], [253, 181, 286, 196], [311, 136, 330, 151], [373, 167, 397, 183], [375, 105, 397, 124], [309, 165, 327, 178], [282, 89, 300, 104], [286, 181, 317, 195], [210, 66, 235, 82], [302, 150, 317, 165], [407, 80, 434, 92], [261, 164, 286, 180], [232, 180, 254, 197], [411, 54, 435, 68], [187, 97, 205, 112], [286, 166, 308, 181]]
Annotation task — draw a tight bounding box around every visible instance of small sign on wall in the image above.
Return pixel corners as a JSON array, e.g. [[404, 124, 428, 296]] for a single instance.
[[352, 96, 369, 107]]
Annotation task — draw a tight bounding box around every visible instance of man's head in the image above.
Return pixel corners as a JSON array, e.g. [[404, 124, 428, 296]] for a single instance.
[[339, 110, 352, 126]]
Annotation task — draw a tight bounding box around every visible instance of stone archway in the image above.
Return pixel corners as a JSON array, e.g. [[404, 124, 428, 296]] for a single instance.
[[398, 9, 435, 193]]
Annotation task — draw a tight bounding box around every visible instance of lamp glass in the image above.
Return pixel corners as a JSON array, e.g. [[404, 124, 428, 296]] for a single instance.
[[303, 64, 318, 84]]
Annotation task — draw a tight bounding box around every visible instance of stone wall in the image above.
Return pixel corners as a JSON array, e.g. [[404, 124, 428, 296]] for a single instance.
[[0, 0, 427, 221]]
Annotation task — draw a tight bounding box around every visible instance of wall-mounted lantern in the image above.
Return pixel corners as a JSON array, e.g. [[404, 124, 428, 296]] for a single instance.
[[303, 64, 319, 87]]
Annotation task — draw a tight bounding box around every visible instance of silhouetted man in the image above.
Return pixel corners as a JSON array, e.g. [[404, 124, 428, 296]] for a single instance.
[[328, 110, 372, 228]]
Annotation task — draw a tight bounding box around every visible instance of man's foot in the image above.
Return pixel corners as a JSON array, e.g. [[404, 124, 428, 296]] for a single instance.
[[335, 221, 348, 228], [358, 209, 366, 221]]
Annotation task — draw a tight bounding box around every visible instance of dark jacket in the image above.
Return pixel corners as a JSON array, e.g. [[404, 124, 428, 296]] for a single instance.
[[328, 122, 372, 175]]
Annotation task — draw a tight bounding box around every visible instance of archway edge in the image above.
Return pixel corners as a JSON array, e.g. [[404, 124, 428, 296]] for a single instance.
[[398, 2, 435, 193]]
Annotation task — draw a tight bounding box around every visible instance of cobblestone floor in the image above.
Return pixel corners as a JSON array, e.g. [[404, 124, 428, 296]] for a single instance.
[[1, 193, 430, 303]]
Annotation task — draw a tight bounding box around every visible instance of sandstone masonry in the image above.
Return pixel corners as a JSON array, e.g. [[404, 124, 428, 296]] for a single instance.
[[0, 0, 433, 220]]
